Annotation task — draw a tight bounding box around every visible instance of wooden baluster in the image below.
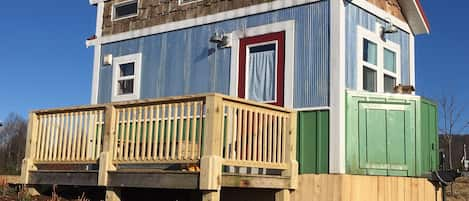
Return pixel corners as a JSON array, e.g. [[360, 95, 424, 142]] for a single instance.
[[71, 113, 79, 161], [263, 113, 268, 162], [236, 108, 242, 161], [241, 109, 247, 161], [87, 111, 96, 160], [152, 105, 160, 160], [97, 111, 103, 160], [76, 112, 84, 161], [135, 107, 142, 160], [61, 113, 69, 161], [112, 110, 120, 161], [190, 102, 197, 160], [197, 101, 204, 159], [53, 114, 60, 161], [257, 113, 264, 162], [35, 116, 44, 160], [273, 114, 278, 163], [252, 111, 258, 162], [159, 105, 166, 160], [141, 107, 148, 160], [247, 110, 253, 161], [123, 108, 131, 161], [282, 116, 287, 163], [267, 114, 273, 163], [225, 105, 233, 160], [66, 114, 74, 161], [165, 104, 172, 160], [147, 106, 154, 160], [57, 113, 65, 161], [40, 115, 49, 161], [171, 104, 178, 160], [184, 103, 190, 160], [130, 108, 137, 161], [177, 103, 184, 160], [81, 112, 90, 161]]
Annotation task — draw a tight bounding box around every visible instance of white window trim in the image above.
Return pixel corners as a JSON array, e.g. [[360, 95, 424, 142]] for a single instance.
[[356, 25, 401, 94], [229, 20, 295, 109], [112, 0, 139, 22], [111, 53, 142, 102], [178, 0, 202, 6], [244, 41, 279, 104]]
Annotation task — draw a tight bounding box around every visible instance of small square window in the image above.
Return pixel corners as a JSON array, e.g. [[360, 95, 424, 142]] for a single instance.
[[363, 67, 377, 92], [113, 0, 138, 20], [384, 48, 396, 73], [363, 39, 377, 65], [112, 53, 141, 102], [384, 75, 396, 93]]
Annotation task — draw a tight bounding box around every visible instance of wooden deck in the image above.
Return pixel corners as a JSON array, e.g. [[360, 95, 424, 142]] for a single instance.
[[20, 93, 298, 201]]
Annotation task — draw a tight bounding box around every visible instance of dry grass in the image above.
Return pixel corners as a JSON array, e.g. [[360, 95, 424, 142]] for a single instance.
[[448, 177, 469, 201]]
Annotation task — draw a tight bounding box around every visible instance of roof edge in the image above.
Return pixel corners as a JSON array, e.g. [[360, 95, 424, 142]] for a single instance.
[[89, 0, 109, 5], [397, 0, 430, 35]]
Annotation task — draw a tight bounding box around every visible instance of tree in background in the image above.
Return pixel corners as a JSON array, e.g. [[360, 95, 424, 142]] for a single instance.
[[0, 113, 27, 175], [439, 96, 469, 169]]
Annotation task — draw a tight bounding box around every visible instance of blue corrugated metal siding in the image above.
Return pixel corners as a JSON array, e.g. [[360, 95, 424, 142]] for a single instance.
[[345, 3, 411, 89], [98, 1, 330, 108]]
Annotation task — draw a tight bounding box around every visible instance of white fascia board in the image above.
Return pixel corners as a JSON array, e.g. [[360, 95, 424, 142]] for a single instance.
[[397, 0, 430, 35], [348, 0, 411, 34], [89, 0, 322, 46], [89, 0, 109, 5]]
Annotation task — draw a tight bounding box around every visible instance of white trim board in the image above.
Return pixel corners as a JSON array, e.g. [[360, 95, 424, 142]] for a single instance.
[[91, 1, 105, 104], [329, 0, 347, 174], [295, 106, 330, 112], [87, 0, 321, 47], [229, 20, 295, 109], [111, 53, 142, 102], [348, 0, 412, 34]]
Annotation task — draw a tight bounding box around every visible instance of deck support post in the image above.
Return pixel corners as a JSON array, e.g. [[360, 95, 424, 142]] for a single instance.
[[202, 190, 221, 201], [199, 95, 224, 191], [284, 112, 298, 189], [275, 189, 290, 201], [99, 105, 118, 186], [105, 187, 121, 201], [20, 113, 39, 184]]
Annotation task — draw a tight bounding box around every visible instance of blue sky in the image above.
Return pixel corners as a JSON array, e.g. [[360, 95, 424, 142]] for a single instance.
[[0, 1, 468, 130]]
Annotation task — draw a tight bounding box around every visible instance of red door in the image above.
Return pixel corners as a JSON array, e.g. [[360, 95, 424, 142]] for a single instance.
[[238, 31, 285, 107]]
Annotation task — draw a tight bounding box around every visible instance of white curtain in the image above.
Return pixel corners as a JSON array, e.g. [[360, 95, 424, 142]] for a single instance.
[[248, 49, 276, 102]]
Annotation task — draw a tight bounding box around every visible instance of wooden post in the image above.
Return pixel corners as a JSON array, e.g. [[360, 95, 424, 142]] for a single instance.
[[20, 112, 39, 184], [284, 111, 298, 189], [200, 94, 224, 201], [275, 189, 290, 201], [105, 187, 121, 201], [99, 105, 118, 186]]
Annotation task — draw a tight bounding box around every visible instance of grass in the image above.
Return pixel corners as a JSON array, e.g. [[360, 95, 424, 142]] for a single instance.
[[448, 177, 469, 201]]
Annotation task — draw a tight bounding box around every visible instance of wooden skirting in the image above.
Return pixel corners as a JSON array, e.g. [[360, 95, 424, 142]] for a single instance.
[[292, 174, 441, 201], [0, 175, 21, 185]]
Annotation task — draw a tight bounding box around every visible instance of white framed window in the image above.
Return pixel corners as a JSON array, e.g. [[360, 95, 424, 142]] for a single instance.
[[178, 0, 202, 6], [357, 25, 401, 93], [112, 53, 142, 102], [112, 0, 139, 21]]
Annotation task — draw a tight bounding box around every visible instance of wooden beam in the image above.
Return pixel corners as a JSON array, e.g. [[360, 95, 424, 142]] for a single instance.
[[99, 105, 118, 186], [275, 189, 290, 201], [29, 171, 98, 186], [105, 187, 121, 201], [222, 174, 290, 189], [202, 190, 220, 201], [108, 171, 199, 189], [21, 112, 39, 184]]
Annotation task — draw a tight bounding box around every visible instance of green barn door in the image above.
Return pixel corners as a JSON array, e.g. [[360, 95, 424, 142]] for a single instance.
[[358, 103, 416, 176]]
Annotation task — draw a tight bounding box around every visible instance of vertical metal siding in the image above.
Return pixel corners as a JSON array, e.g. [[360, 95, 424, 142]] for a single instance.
[[345, 4, 411, 89], [98, 1, 330, 108]]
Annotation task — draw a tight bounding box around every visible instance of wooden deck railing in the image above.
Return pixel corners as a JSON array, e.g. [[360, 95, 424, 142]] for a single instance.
[[21, 94, 297, 189]]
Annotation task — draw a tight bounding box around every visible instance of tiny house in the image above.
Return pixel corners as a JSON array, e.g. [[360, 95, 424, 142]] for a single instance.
[[21, 0, 440, 200]]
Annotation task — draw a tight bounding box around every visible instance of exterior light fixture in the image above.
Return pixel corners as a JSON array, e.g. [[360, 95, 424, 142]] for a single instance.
[[210, 32, 230, 48], [104, 54, 113, 65], [383, 18, 398, 34]]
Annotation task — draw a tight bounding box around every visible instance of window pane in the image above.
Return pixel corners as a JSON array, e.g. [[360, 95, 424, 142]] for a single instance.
[[118, 79, 134, 95], [120, 63, 135, 77], [115, 1, 138, 19], [384, 75, 396, 93], [363, 67, 377, 92], [363, 39, 377, 65], [248, 43, 276, 102], [384, 48, 396, 72]]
